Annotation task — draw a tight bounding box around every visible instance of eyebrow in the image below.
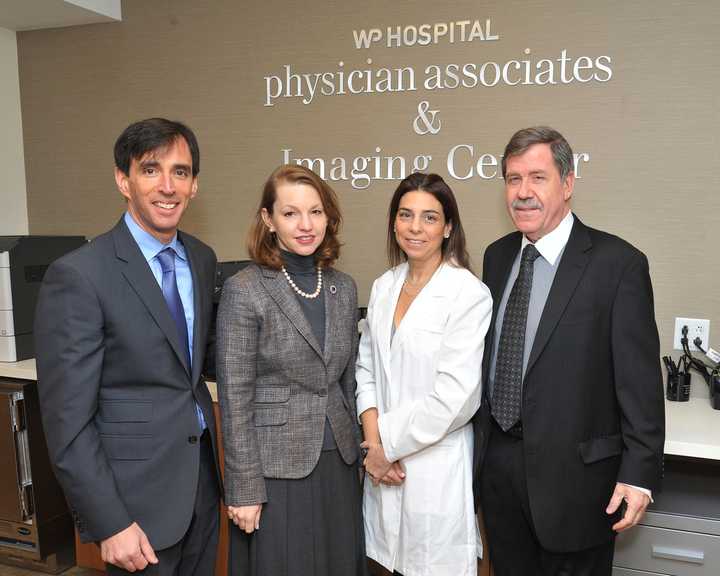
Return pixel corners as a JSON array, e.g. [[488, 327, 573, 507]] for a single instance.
[[278, 203, 323, 210], [138, 159, 160, 169], [398, 207, 441, 215], [138, 159, 192, 172], [507, 169, 547, 176]]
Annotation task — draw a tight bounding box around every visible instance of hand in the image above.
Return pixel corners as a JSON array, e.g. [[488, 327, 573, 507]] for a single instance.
[[361, 440, 393, 485], [379, 461, 406, 486], [606, 483, 650, 532], [228, 504, 262, 534], [100, 522, 158, 572]]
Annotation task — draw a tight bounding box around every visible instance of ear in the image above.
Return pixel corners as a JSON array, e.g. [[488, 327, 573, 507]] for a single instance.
[[260, 208, 274, 232], [444, 221, 453, 239], [190, 176, 198, 199], [114, 167, 131, 201], [563, 171, 575, 201]]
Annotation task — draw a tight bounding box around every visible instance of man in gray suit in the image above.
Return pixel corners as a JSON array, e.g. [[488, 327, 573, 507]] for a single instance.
[[35, 118, 220, 574]]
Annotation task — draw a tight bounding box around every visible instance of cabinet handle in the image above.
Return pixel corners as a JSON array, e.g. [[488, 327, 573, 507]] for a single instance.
[[651, 545, 704, 564]]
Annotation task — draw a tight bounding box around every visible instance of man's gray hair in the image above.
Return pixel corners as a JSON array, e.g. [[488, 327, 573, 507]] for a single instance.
[[502, 126, 574, 180]]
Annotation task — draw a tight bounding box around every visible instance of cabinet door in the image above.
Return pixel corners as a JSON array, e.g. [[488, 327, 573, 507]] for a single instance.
[[0, 393, 24, 522]]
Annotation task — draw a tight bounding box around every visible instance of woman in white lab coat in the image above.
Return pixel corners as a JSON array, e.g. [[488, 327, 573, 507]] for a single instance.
[[356, 172, 492, 576]]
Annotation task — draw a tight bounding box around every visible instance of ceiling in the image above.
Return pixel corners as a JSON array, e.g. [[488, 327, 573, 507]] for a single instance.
[[0, 0, 121, 32]]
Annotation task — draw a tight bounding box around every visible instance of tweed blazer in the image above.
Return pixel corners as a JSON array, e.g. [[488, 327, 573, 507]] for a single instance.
[[216, 263, 360, 506]]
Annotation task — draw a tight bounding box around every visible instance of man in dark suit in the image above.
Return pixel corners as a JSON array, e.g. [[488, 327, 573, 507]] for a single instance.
[[35, 118, 220, 574], [474, 127, 664, 575]]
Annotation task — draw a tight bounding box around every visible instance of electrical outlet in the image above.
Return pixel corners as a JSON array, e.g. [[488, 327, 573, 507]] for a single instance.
[[673, 317, 710, 352]]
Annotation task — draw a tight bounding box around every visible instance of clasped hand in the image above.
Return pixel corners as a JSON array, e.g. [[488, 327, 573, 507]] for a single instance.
[[227, 504, 262, 534], [361, 441, 405, 486]]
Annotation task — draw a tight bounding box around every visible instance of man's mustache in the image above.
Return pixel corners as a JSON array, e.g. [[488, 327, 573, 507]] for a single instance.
[[512, 198, 542, 210]]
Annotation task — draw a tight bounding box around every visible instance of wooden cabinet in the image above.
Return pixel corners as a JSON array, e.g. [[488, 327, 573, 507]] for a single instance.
[[0, 378, 74, 573]]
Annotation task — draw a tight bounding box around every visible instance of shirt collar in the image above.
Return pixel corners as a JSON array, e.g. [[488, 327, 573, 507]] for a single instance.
[[520, 211, 574, 267], [123, 212, 186, 262]]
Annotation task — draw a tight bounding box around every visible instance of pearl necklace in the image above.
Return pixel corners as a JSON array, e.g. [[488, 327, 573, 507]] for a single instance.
[[281, 266, 323, 299]]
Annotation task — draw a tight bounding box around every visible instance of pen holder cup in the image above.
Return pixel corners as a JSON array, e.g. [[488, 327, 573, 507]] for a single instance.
[[666, 371, 690, 402]]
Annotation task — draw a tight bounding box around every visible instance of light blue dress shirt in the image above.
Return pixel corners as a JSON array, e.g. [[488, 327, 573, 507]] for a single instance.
[[124, 212, 194, 362], [124, 213, 206, 431]]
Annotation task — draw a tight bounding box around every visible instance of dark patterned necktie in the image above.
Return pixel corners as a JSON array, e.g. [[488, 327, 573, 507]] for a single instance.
[[492, 243, 541, 431], [157, 248, 191, 368]]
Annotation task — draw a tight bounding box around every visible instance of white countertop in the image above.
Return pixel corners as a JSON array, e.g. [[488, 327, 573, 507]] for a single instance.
[[0, 358, 38, 380], [2, 359, 718, 459], [664, 396, 720, 460], [0, 358, 219, 402]]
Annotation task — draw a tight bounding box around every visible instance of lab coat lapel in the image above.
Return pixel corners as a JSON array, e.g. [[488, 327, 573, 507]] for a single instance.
[[380, 264, 407, 382]]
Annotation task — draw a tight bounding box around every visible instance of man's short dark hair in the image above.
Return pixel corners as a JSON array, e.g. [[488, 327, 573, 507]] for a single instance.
[[114, 118, 200, 177], [502, 126, 574, 180]]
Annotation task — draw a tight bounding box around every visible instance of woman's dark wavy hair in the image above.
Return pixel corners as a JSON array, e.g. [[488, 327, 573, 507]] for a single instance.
[[386, 172, 472, 271]]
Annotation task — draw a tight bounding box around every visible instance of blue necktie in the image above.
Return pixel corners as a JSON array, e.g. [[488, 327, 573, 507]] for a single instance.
[[157, 248, 191, 368], [157, 247, 206, 431]]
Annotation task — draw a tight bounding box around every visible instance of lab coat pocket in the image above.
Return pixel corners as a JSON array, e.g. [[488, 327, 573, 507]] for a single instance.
[[411, 322, 445, 356]]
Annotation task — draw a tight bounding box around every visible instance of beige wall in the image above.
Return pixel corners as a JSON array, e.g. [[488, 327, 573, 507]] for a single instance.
[[17, 0, 720, 359], [0, 26, 28, 235]]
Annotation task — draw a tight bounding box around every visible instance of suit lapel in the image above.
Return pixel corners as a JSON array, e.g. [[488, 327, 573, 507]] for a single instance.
[[323, 268, 338, 365], [112, 220, 191, 376], [182, 232, 206, 385], [489, 235, 522, 323], [525, 218, 592, 377], [260, 267, 324, 361], [382, 265, 406, 380], [482, 234, 522, 392]]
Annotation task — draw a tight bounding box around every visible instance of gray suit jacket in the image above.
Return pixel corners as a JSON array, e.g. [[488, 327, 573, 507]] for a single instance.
[[216, 263, 360, 506], [34, 219, 218, 549]]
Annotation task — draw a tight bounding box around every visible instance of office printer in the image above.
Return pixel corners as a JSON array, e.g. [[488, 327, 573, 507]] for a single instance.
[[0, 236, 86, 361]]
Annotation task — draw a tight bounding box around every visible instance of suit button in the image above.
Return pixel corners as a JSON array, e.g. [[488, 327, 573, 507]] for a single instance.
[[188, 435, 198, 444]]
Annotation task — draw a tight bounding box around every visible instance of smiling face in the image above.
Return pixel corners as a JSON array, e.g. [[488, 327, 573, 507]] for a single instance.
[[394, 190, 451, 265], [261, 181, 328, 256], [115, 137, 197, 244], [504, 143, 574, 242]]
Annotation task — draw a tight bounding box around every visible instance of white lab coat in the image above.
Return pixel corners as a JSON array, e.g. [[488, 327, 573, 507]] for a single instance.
[[356, 262, 492, 576]]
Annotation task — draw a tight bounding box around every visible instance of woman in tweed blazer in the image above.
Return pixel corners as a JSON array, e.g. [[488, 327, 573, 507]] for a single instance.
[[216, 164, 367, 576]]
